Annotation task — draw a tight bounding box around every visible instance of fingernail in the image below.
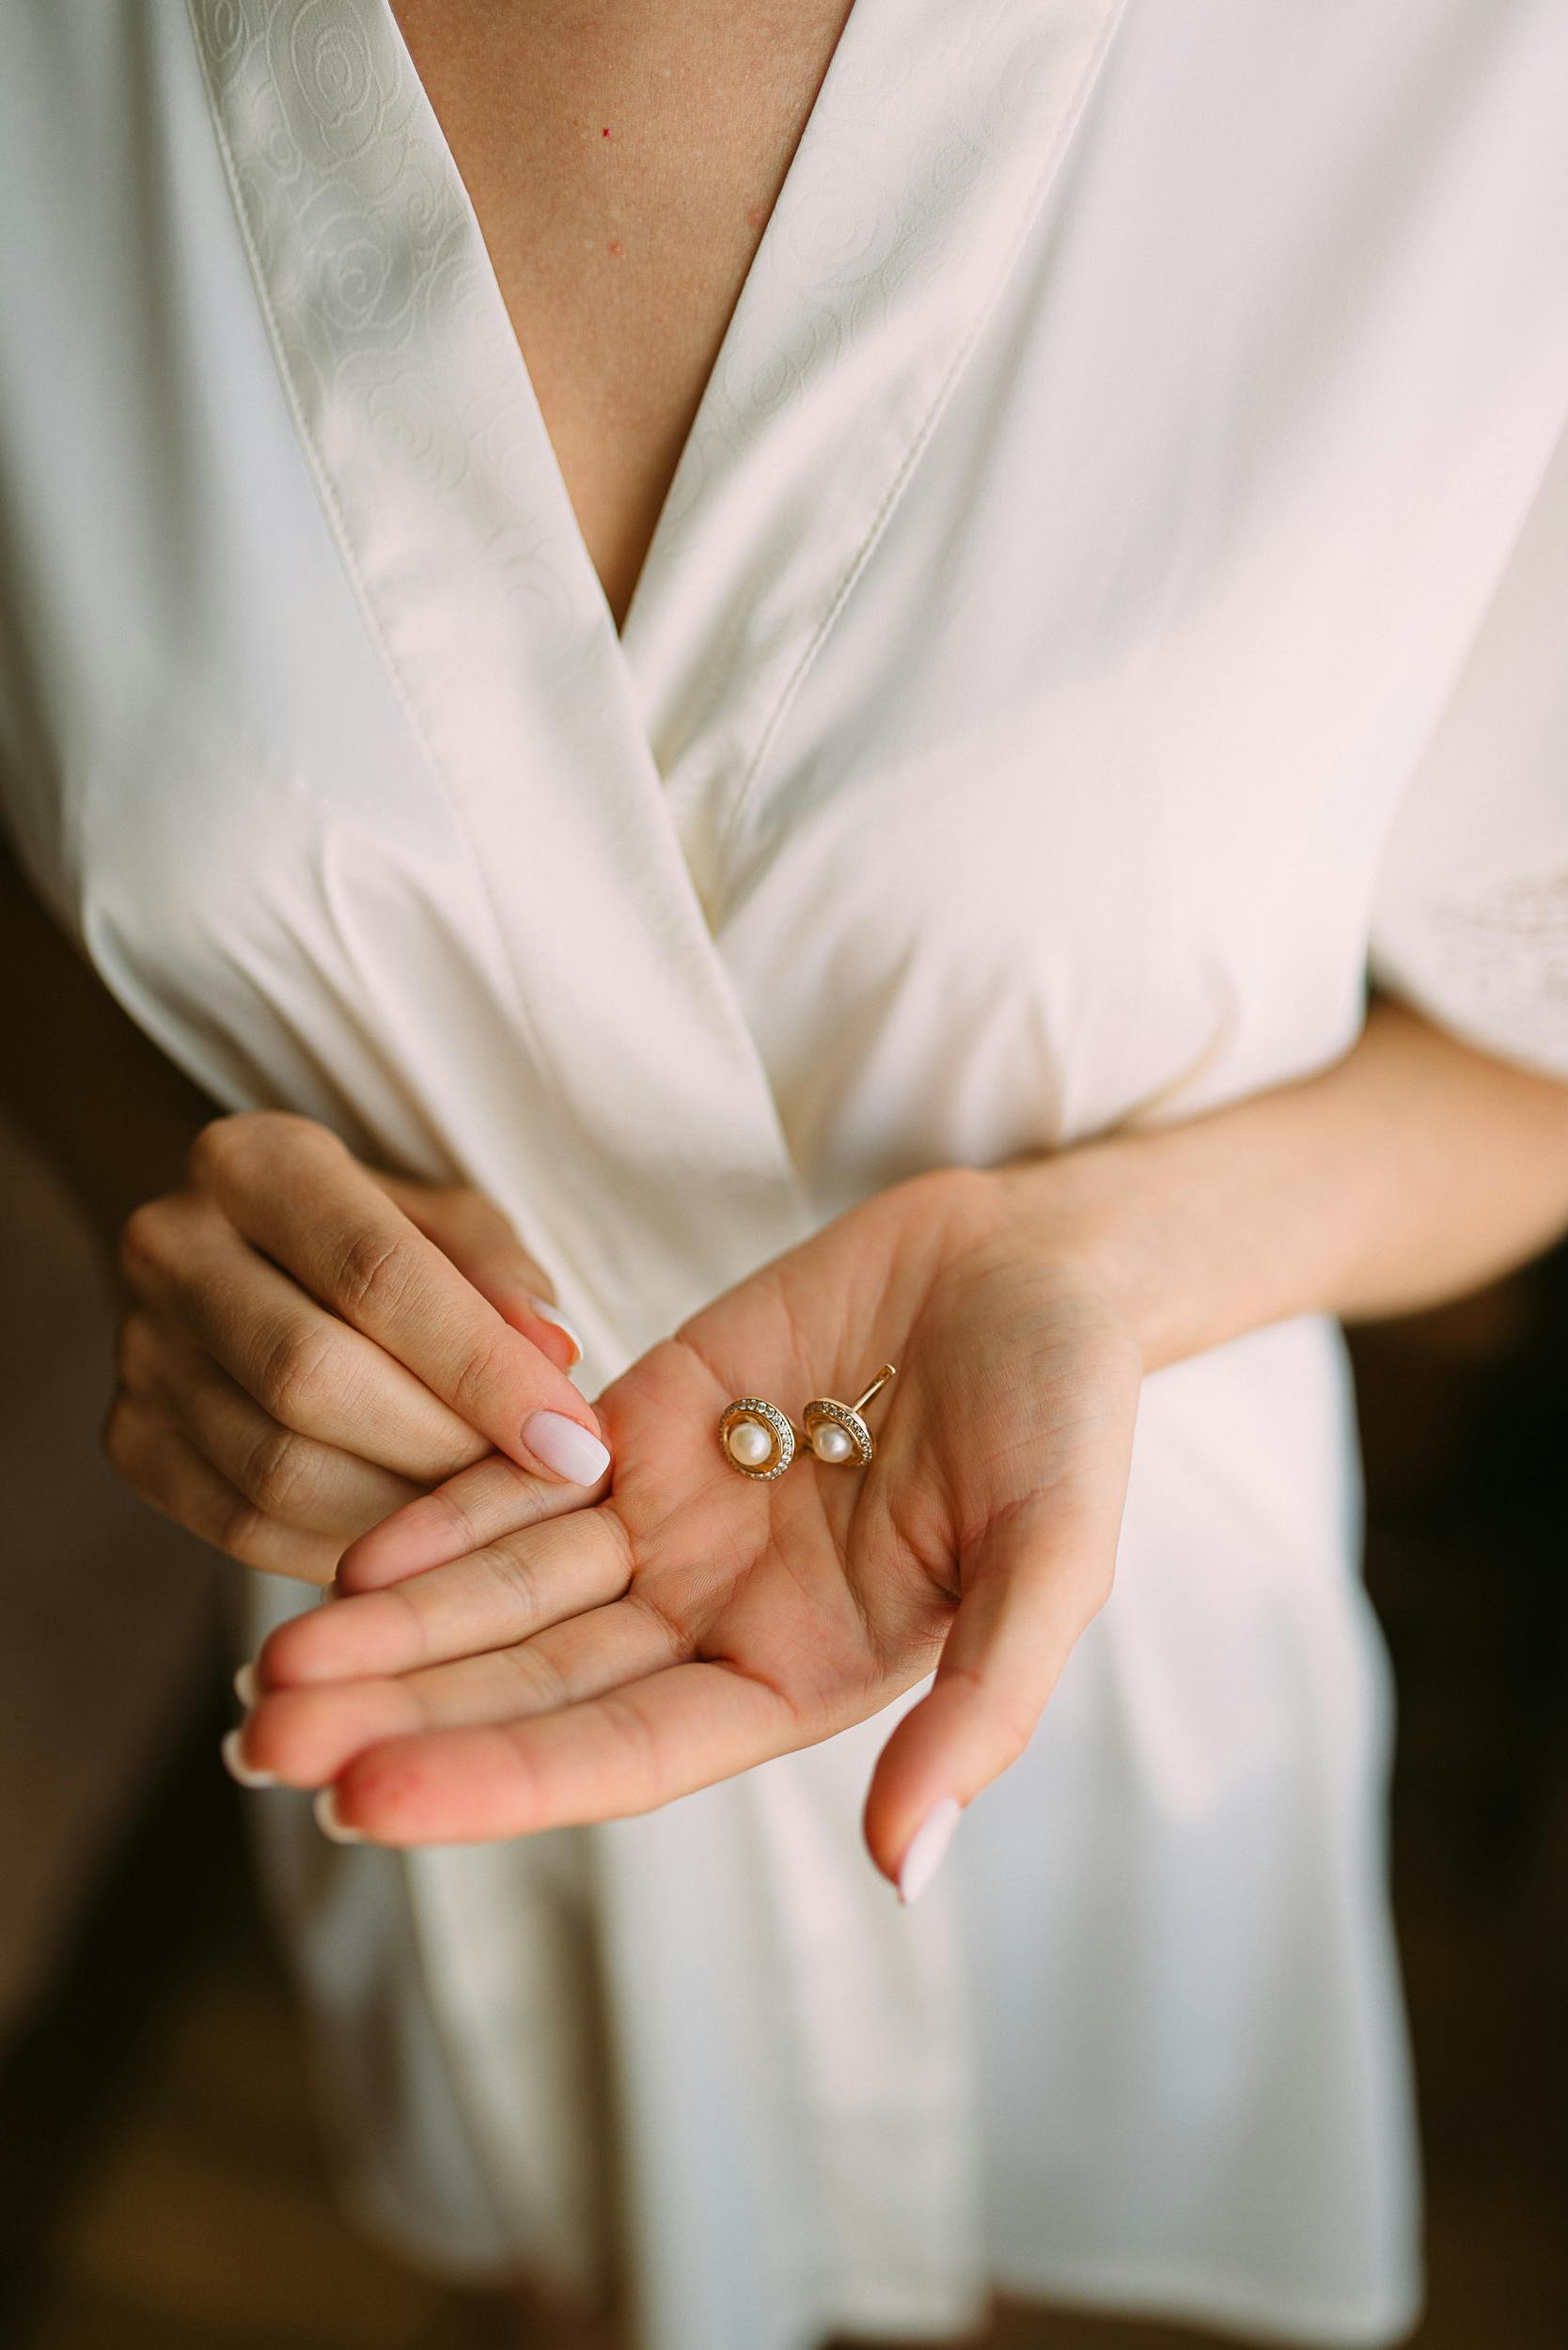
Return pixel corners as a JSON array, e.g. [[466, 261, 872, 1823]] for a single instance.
[[221, 1727, 277, 1790], [521, 1408, 610, 1485], [233, 1660, 259, 1709], [898, 1797, 962, 1904], [314, 1786, 366, 1844], [524, 1292, 584, 1367]]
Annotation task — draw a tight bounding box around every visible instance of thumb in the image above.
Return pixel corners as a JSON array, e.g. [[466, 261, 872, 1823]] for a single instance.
[[862, 1488, 1120, 1902], [371, 1171, 584, 1376]]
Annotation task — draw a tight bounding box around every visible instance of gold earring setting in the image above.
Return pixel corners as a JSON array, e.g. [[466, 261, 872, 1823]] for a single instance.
[[802, 1364, 896, 1465], [717, 1364, 895, 1478], [716, 1396, 797, 1480]]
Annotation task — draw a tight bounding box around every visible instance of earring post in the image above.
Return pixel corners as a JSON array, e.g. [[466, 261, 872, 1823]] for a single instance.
[[850, 1364, 896, 1414]]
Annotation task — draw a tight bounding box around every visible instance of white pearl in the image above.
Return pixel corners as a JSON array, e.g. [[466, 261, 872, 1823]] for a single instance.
[[726, 1416, 774, 1467], [810, 1421, 855, 1463]]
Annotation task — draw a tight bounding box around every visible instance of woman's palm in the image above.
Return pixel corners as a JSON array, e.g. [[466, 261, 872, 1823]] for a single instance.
[[245, 1174, 1142, 1871]]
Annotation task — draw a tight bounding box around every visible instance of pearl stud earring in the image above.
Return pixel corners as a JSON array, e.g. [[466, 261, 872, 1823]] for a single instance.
[[802, 1363, 896, 1466], [717, 1396, 798, 1480]]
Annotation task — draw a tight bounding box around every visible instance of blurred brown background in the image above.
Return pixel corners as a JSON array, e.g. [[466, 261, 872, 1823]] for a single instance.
[[0, 1105, 1563, 2350]]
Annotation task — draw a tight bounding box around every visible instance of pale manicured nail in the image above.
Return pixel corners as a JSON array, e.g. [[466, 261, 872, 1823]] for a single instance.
[[233, 1660, 259, 1709], [221, 1727, 277, 1790], [524, 1292, 584, 1366], [521, 1408, 610, 1485], [314, 1786, 366, 1844], [898, 1797, 962, 1904]]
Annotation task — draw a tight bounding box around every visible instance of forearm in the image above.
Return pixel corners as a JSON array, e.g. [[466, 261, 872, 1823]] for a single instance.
[[0, 843, 221, 1254], [1003, 995, 1568, 1371]]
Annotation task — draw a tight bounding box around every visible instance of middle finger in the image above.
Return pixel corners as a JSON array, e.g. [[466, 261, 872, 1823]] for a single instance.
[[257, 1505, 637, 1688], [148, 1208, 491, 1479]]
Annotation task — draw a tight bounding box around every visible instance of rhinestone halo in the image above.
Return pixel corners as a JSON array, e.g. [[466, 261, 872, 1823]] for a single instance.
[[717, 1396, 797, 1480], [802, 1396, 875, 1465]]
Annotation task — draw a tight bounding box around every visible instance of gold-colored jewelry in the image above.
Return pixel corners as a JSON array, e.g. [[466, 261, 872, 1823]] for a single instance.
[[717, 1396, 797, 1480], [801, 1363, 896, 1466]]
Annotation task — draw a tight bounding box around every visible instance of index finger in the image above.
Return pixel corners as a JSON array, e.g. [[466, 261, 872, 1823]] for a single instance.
[[194, 1118, 610, 1486]]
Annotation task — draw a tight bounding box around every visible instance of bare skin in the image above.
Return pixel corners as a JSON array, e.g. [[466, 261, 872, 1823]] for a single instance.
[[390, 0, 856, 627]]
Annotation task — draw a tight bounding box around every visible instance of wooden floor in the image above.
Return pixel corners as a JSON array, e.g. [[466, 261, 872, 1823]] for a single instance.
[[2, 1299, 1565, 2350]]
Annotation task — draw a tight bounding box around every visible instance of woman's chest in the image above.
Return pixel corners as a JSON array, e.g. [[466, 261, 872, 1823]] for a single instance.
[[386, 0, 853, 629]]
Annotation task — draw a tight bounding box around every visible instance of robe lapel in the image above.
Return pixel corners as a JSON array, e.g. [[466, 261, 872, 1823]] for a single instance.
[[623, 0, 1132, 912], [186, 0, 1124, 1348]]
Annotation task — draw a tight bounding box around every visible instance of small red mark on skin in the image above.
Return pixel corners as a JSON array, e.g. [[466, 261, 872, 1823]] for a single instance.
[[602, 125, 611, 137], [607, 239, 624, 258], [745, 203, 767, 229]]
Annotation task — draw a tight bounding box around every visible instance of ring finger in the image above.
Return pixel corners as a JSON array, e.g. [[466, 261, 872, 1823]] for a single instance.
[[234, 1591, 683, 1787], [137, 1317, 426, 1537], [254, 1505, 636, 1688], [105, 1391, 343, 1583]]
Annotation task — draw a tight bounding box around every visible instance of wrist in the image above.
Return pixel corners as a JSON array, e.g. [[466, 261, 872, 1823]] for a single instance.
[[877, 1155, 1168, 1366], [985, 1138, 1199, 1372]]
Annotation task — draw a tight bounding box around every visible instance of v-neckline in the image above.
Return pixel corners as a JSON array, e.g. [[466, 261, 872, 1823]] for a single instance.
[[183, 0, 1128, 1350], [377, 0, 863, 662], [189, 0, 1126, 853]]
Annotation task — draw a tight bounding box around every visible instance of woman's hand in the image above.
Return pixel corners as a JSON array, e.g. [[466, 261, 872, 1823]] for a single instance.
[[103, 1110, 610, 1584], [236, 1165, 1145, 1889]]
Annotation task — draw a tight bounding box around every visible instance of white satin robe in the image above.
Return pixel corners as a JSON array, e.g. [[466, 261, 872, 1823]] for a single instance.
[[4, 4, 1568, 2345]]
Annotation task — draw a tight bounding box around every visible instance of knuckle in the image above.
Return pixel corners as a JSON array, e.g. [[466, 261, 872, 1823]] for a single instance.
[[419, 1481, 487, 1560], [101, 1394, 163, 1508], [334, 1230, 416, 1322], [600, 1691, 666, 1810], [255, 1617, 312, 1687], [624, 1579, 687, 1662], [474, 1541, 544, 1630], [185, 1112, 253, 1189], [991, 1700, 1039, 1773], [256, 1323, 342, 1426], [189, 1108, 343, 1193], [496, 1640, 568, 1714], [268, 1110, 344, 1155], [240, 1422, 319, 1519], [216, 1493, 274, 1567], [411, 1427, 491, 1485], [947, 1660, 1037, 1776], [112, 1308, 158, 1392], [116, 1200, 172, 1290], [447, 1325, 513, 1426]]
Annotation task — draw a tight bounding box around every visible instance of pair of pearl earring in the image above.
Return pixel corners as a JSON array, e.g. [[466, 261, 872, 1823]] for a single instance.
[[717, 1364, 896, 1481]]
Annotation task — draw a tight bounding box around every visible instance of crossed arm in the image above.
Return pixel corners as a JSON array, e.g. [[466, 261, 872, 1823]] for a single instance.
[[7, 841, 1568, 1889]]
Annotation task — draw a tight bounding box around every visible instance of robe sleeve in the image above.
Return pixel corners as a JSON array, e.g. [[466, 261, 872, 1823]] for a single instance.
[[1367, 415, 1568, 1082]]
